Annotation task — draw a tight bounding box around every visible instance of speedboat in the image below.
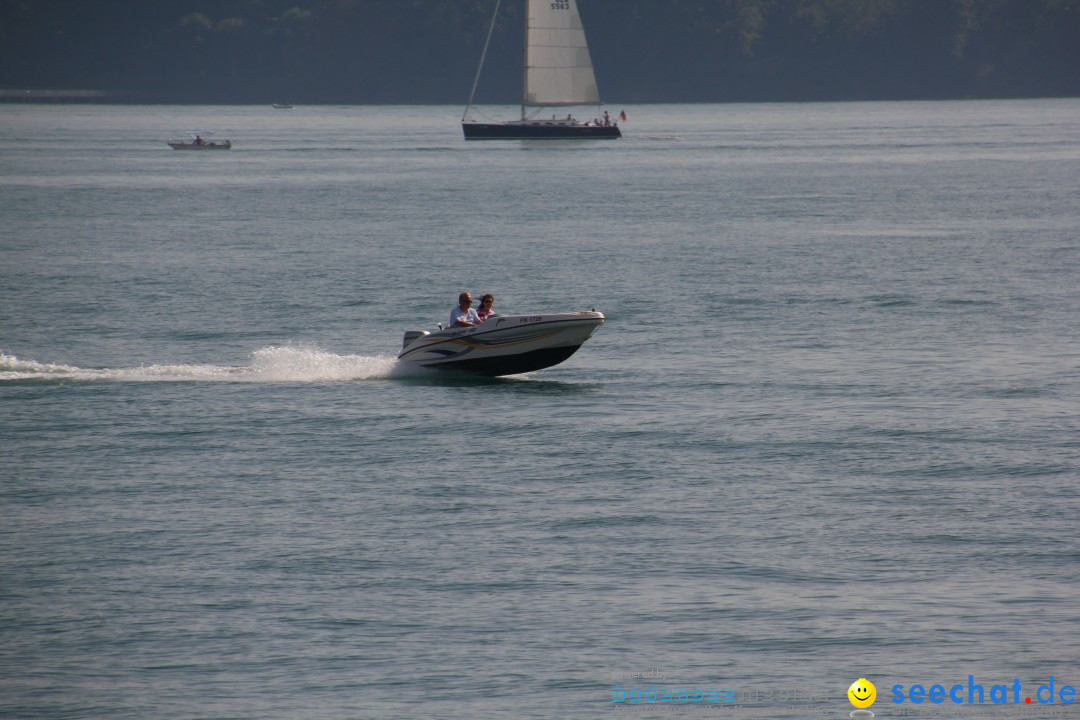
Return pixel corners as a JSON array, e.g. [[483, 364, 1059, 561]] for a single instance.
[[397, 311, 604, 376]]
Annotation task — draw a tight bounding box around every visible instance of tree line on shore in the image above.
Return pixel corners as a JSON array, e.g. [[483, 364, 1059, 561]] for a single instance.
[[1, 0, 1077, 103]]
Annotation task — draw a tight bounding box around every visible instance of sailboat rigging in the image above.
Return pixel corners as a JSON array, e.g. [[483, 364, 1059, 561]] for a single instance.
[[462, 0, 621, 140]]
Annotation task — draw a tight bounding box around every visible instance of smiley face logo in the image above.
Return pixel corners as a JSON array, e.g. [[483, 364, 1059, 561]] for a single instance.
[[848, 678, 876, 708]]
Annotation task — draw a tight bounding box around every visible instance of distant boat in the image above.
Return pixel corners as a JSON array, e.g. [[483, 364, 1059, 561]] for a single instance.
[[462, 0, 621, 140], [167, 132, 231, 150], [271, 103, 293, 109]]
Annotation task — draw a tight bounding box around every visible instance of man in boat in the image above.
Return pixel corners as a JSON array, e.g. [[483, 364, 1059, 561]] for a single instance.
[[450, 291, 481, 328], [194, 135, 204, 145]]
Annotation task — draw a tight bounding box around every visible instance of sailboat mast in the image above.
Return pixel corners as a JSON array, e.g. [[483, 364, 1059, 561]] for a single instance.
[[521, 0, 530, 121]]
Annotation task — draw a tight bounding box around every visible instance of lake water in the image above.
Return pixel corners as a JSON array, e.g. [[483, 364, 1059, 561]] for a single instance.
[[2, 101, 1079, 719]]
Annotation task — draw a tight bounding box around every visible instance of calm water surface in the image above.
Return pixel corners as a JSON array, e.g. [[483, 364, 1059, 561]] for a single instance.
[[2, 101, 1079, 719]]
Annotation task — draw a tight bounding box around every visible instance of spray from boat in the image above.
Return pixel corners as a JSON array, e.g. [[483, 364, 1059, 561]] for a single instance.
[[0, 345, 398, 383]]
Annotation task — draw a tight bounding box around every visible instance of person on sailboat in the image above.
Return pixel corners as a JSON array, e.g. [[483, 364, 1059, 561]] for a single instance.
[[450, 291, 481, 328], [476, 294, 496, 322], [603, 111, 610, 126]]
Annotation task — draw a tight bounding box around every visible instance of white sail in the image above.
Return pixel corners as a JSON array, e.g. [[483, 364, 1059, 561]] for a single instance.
[[524, 0, 600, 107]]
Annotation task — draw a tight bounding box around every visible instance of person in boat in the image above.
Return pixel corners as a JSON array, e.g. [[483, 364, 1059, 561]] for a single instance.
[[450, 291, 481, 328], [603, 111, 610, 126], [194, 135, 204, 145], [476, 294, 495, 322]]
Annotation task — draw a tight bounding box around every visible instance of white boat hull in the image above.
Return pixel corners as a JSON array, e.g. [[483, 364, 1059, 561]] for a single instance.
[[397, 311, 604, 376]]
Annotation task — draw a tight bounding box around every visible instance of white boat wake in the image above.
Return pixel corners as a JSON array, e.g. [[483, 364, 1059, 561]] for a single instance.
[[0, 345, 400, 383]]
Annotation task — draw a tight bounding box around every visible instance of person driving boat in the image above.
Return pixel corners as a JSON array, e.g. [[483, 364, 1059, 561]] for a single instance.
[[450, 291, 480, 327]]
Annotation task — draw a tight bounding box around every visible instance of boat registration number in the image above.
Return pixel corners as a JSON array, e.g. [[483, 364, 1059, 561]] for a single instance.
[[519, 316, 543, 324]]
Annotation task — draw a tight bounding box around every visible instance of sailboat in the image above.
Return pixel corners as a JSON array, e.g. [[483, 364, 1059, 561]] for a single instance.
[[462, 0, 621, 140]]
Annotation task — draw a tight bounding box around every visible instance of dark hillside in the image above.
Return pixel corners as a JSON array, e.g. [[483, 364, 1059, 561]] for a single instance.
[[1, 0, 1077, 103]]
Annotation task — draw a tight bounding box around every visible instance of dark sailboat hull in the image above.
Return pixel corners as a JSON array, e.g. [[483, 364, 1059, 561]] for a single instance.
[[463, 122, 621, 140]]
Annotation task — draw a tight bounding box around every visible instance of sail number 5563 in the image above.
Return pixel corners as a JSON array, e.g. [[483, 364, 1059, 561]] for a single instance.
[[551, 1, 569, 9]]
